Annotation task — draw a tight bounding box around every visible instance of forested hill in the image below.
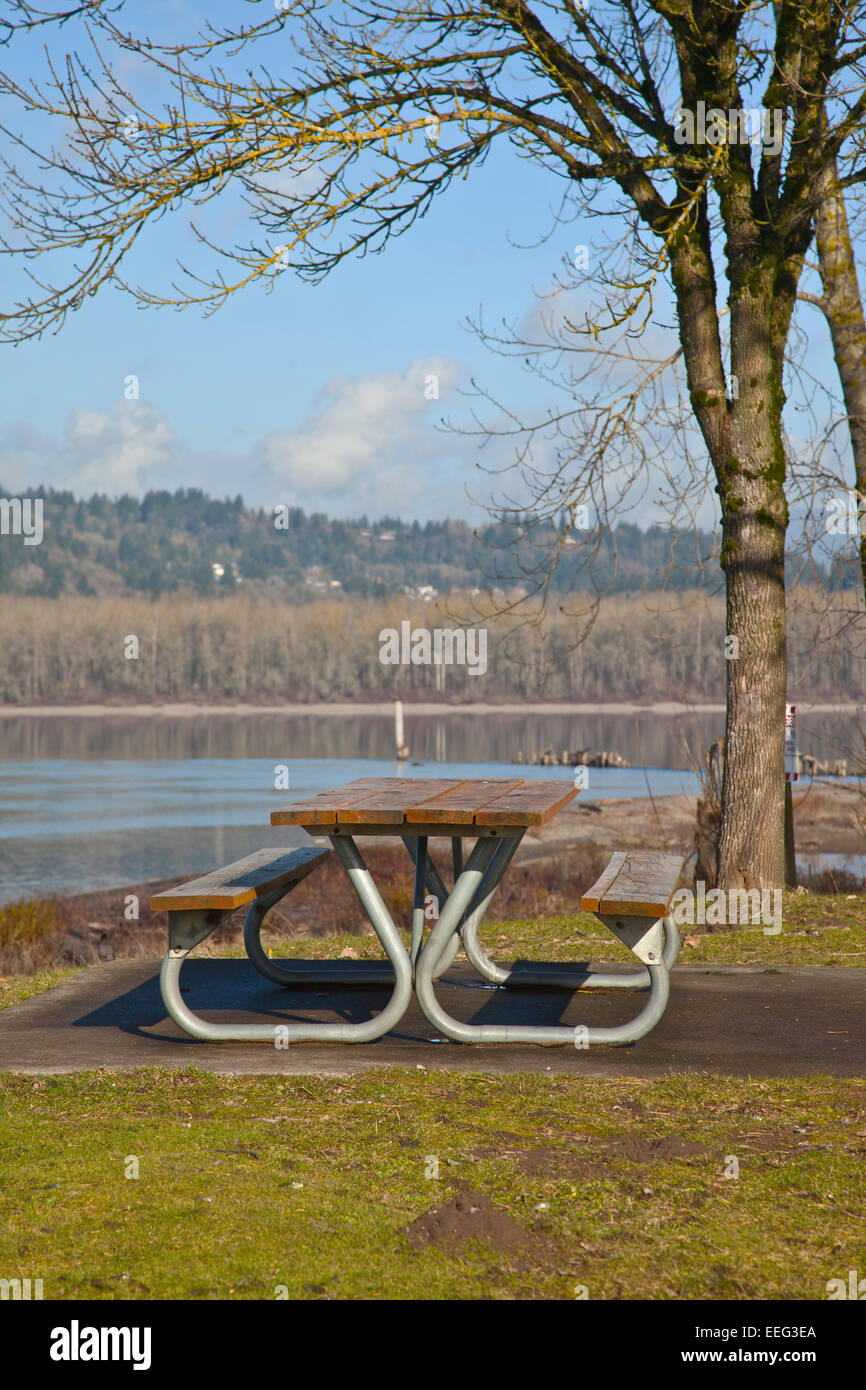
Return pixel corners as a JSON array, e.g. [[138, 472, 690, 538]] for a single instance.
[[0, 485, 845, 599]]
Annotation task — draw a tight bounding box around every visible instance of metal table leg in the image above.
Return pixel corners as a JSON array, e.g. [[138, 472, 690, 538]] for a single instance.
[[461, 912, 682, 990], [415, 945, 670, 1045], [160, 834, 413, 1044], [414, 836, 674, 1045], [401, 835, 463, 977], [243, 884, 394, 988], [411, 836, 428, 968]]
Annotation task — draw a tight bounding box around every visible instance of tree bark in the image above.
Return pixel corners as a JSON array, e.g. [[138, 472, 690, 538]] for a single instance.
[[714, 275, 790, 889], [669, 230, 791, 891], [717, 459, 788, 890]]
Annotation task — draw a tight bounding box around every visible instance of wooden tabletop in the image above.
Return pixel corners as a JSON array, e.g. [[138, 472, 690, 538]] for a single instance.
[[271, 776, 578, 831]]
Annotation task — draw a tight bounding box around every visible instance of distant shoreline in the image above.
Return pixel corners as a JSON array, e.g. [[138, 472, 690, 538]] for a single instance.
[[0, 699, 862, 719]]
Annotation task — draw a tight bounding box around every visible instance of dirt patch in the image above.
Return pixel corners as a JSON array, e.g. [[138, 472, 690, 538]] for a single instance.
[[508, 1146, 599, 1180], [790, 783, 864, 856], [470, 1133, 707, 1178], [606, 1135, 709, 1162], [520, 795, 696, 859], [492, 1130, 856, 1179], [616, 1098, 648, 1118], [730, 1128, 850, 1157], [401, 1188, 536, 1256]]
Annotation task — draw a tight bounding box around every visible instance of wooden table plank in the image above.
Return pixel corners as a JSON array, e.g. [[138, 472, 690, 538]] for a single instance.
[[405, 778, 525, 824], [475, 780, 579, 826], [271, 778, 409, 826], [272, 776, 579, 831], [337, 779, 466, 825]]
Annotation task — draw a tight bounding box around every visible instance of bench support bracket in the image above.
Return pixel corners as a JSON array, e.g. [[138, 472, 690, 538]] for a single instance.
[[595, 913, 664, 966], [168, 907, 231, 954]]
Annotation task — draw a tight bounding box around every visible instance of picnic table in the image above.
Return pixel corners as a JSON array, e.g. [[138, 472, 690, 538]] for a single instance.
[[153, 776, 683, 1047]]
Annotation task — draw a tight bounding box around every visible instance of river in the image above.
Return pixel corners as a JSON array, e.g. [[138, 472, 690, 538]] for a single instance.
[[0, 707, 860, 902]]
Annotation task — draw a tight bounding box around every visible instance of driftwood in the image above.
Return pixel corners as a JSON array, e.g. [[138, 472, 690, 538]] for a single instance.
[[517, 747, 630, 768], [799, 755, 849, 778]]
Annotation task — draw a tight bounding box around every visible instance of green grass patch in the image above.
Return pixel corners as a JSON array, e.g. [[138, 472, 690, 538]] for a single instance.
[[0, 966, 82, 1012], [0, 1070, 863, 1300], [255, 888, 866, 969]]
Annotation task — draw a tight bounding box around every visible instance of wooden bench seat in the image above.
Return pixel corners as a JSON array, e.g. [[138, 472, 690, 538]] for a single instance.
[[151, 845, 330, 955], [151, 845, 329, 914], [581, 851, 685, 920], [579, 850, 686, 970]]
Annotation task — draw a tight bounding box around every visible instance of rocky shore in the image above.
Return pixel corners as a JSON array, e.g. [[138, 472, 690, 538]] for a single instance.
[[516, 780, 863, 861]]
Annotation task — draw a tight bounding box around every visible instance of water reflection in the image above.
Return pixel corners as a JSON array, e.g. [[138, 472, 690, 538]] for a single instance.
[[0, 707, 861, 766]]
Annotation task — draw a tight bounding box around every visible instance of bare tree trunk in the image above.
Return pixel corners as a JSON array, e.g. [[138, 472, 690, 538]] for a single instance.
[[718, 470, 787, 889], [813, 159, 866, 596], [670, 231, 790, 891], [717, 279, 788, 889]]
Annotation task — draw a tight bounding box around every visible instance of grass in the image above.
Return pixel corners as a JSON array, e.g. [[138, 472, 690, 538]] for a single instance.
[[0, 1069, 863, 1300], [252, 888, 866, 969], [0, 966, 81, 1012]]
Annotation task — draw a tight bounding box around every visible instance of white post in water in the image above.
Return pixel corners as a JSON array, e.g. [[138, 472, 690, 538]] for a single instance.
[[395, 700, 409, 762]]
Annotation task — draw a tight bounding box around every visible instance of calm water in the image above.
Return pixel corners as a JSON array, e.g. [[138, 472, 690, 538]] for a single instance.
[[1, 706, 862, 765], [0, 709, 861, 902]]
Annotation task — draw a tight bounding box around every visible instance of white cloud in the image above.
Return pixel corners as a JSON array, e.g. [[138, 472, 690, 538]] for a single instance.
[[259, 356, 464, 512], [0, 357, 490, 521], [0, 401, 177, 495], [256, 165, 328, 202]]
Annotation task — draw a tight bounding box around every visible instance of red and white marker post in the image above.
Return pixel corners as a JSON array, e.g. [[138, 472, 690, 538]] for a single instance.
[[785, 704, 799, 782], [784, 703, 798, 886]]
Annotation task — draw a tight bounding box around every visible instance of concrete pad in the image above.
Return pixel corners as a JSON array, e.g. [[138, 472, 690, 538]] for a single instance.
[[0, 959, 862, 1077]]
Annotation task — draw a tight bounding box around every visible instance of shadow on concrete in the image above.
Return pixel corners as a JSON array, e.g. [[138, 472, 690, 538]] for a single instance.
[[0, 957, 862, 1077]]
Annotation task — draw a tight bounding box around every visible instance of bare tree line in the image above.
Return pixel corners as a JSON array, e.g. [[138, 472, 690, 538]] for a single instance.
[[0, 591, 862, 705]]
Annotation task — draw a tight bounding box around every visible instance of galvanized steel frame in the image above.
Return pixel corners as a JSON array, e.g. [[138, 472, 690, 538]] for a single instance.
[[159, 822, 677, 1047], [411, 833, 674, 1045]]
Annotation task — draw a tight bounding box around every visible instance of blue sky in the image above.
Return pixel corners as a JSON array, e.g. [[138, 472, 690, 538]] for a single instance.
[[0, 0, 860, 534], [1, 131, 578, 522]]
